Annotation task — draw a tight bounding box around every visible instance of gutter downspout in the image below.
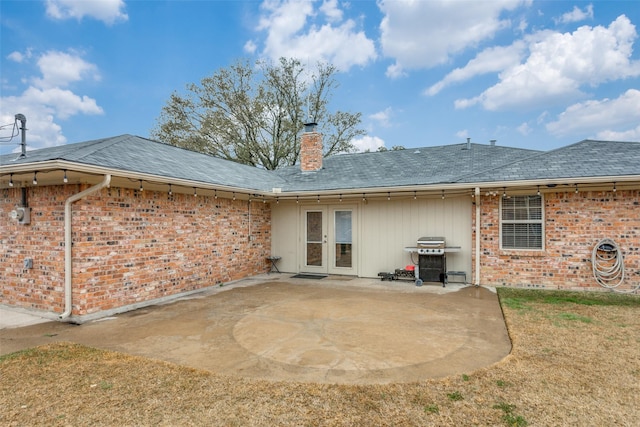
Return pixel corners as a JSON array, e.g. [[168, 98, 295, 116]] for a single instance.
[[474, 186, 481, 286], [60, 175, 111, 320]]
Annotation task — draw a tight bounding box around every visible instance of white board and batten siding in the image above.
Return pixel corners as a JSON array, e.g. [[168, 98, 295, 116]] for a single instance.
[[270, 201, 300, 274], [358, 196, 472, 278], [270, 196, 472, 279]]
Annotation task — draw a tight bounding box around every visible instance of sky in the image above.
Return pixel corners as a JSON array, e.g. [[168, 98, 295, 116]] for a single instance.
[[1, 0, 640, 157]]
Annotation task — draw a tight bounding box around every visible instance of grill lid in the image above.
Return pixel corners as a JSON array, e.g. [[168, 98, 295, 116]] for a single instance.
[[417, 236, 445, 247]]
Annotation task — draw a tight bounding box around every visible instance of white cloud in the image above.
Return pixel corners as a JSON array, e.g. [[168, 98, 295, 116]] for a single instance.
[[45, 0, 128, 25], [454, 96, 480, 110], [244, 40, 258, 54], [254, 0, 376, 71], [455, 129, 469, 139], [517, 18, 528, 33], [517, 122, 532, 135], [596, 125, 640, 142], [33, 50, 101, 89], [369, 107, 393, 128], [319, 0, 343, 23], [7, 51, 25, 63], [379, 0, 527, 77], [21, 86, 103, 119], [385, 63, 406, 79], [0, 105, 67, 151], [536, 111, 548, 125], [351, 135, 385, 152], [555, 4, 593, 25], [0, 50, 103, 150], [426, 42, 526, 96], [7, 49, 33, 63], [257, 0, 312, 37], [546, 89, 640, 137], [455, 15, 640, 111]]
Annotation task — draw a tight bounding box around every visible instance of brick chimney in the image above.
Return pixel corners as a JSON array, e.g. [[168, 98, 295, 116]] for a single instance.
[[300, 122, 322, 172]]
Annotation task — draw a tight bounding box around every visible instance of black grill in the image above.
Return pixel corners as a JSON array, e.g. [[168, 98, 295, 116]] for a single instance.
[[416, 236, 447, 286], [419, 254, 446, 283]]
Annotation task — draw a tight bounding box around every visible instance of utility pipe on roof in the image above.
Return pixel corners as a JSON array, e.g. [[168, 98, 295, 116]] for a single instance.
[[60, 174, 111, 320], [474, 186, 481, 286]]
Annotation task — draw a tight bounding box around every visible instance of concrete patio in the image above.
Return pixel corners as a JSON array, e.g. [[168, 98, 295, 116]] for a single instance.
[[0, 275, 511, 384]]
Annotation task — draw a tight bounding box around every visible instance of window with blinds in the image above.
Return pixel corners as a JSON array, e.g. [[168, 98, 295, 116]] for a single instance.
[[500, 195, 544, 250]]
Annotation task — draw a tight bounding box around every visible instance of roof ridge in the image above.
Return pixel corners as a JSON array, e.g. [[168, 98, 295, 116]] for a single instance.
[[451, 139, 640, 183], [126, 135, 272, 173], [453, 145, 548, 183], [64, 134, 136, 162]]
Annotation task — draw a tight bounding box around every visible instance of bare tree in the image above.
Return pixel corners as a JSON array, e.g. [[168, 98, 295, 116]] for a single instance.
[[151, 58, 364, 170]]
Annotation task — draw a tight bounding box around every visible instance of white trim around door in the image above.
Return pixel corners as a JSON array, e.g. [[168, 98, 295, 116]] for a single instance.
[[300, 204, 358, 276]]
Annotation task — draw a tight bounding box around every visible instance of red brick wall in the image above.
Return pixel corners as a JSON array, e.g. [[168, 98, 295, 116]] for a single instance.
[[300, 131, 323, 171], [1, 186, 67, 311], [477, 189, 640, 291], [1, 185, 271, 317]]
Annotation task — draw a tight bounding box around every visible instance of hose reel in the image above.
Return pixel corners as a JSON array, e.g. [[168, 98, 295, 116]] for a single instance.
[[591, 238, 627, 291]]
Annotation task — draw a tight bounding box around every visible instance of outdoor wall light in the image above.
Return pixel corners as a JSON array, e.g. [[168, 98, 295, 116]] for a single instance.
[[537, 185, 540, 196], [414, 191, 417, 200], [339, 194, 342, 202], [441, 190, 445, 199], [139, 180, 144, 192], [232, 192, 236, 201], [193, 187, 197, 197], [362, 193, 366, 201], [387, 192, 391, 201], [613, 182, 617, 193], [32, 172, 37, 185], [168, 184, 172, 195], [214, 190, 218, 199], [575, 184, 579, 193], [63, 170, 68, 183], [9, 174, 13, 187]]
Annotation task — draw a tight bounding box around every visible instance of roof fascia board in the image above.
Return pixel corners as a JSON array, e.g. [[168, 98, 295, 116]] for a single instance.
[[4, 160, 638, 198], [472, 176, 640, 189], [269, 175, 640, 197], [0, 160, 265, 196]]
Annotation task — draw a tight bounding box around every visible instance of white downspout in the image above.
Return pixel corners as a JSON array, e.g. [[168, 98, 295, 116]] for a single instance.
[[60, 175, 111, 320], [475, 187, 481, 286]]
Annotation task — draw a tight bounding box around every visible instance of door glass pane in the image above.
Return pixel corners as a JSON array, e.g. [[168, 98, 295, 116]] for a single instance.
[[334, 211, 352, 268], [306, 211, 323, 266]]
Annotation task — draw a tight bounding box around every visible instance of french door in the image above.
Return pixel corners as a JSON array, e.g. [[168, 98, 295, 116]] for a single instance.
[[302, 205, 357, 275]]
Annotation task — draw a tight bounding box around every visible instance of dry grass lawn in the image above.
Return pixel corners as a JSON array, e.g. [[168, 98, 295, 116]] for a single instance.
[[1, 288, 639, 426]]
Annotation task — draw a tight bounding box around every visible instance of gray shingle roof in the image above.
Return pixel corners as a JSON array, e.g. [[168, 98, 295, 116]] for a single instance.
[[274, 143, 541, 191], [3, 136, 639, 194], [459, 139, 640, 183], [1, 135, 286, 191]]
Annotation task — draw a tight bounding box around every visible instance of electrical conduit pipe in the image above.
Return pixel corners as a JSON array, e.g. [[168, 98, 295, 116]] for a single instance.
[[60, 174, 111, 320], [474, 187, 481, 286]]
